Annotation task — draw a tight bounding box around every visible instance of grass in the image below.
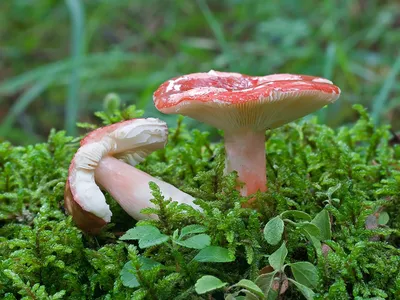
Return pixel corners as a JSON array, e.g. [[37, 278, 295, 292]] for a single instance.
[[65, 0, 85, 136], [0, 0, 399, 144]]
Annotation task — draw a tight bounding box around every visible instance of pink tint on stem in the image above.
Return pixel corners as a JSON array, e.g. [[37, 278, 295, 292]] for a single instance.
[[224, 131, 267, 199], [94, 156, 197, 220]]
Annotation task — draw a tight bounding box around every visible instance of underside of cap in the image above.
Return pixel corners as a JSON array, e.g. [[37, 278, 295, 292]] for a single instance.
[[65, 118, 168, 230], [154, 72, 340, 132]]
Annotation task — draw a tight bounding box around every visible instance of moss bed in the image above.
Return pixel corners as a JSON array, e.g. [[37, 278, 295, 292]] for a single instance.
[[1, 105, 399, 299]]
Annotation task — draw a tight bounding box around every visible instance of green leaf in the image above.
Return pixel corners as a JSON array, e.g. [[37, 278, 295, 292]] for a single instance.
[[120, 256, 162, 288], [290, 262, 319, 288], [288, 278, 315, 300], [175, 234, 211, 249], [281, 210, 312, 221], [307, 234, 322, 256], [139, 234, 169, 248], [264, 216, 284, 245], [266, 289, 278, 300], [180, 224, 207, 238], [195, 275, 227, 294], [233, 279, 264, 298], [327, 183, 341, 199], [378, 212, 390, 225], [172, 229, 179, 240], [241, 290, 259, 300], [120, 257, 162, 288], [299, 222, 321, 240], [120, 225, 160, 240], [120, 225, 169, 248], [255, 272, 275, 294], [138, 257, 163, 270], [311, 209, 331, 240], [268, 243, 288, 271], [255, 272, 279, 300], [120, 262, 140, 288], [194, 246, 234, 263]]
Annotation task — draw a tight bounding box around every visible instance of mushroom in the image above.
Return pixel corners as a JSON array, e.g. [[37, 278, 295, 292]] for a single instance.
[[64, 118, 197, 234], [153, 70, 340, 201]]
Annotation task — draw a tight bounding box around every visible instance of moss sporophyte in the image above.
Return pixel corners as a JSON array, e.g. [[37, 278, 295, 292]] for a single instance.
[[1, 72, 399, 299]]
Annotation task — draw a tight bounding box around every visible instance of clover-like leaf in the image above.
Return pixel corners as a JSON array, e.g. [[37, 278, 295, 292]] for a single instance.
[[180, 224, 207, 238], [195, 275, 227, 294], [120, 225, 169, 248], [268, 243, 288, 271], [233, 279, 264, 298], [299, 222, 321, 240], [288, 278, 315, 300], [378, 212, 390, 225], [264, 216, 284, 245], [120, 257, 162, 288], [290, 261, 319, 288], [311, 209, 331, 240], [281, 210, 312, 221], [194, 246, 234, 263], [175, 234, 211, 249]]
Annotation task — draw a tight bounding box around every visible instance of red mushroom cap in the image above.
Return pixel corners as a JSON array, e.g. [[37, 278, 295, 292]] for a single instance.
[[153, 70, 340, 132]]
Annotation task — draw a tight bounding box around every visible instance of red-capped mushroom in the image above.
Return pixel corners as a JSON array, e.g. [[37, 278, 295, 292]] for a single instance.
[[65, 118, 198, 234], [153, 70, 340, 202]]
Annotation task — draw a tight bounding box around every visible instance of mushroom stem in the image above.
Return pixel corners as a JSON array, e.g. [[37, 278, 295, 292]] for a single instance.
[[224, 130, 267, 197], [94, 156, 198, 220]]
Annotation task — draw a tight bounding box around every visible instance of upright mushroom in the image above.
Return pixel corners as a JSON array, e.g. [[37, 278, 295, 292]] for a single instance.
[[153, 70, 340, 200], [65, 118, 197, 234]]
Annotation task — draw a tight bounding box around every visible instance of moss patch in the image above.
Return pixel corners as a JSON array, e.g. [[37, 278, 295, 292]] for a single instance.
[[1, 105, 399, 299]]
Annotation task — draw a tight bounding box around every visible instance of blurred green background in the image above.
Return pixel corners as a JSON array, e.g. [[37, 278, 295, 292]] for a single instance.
[[0, 0, 399, 145]]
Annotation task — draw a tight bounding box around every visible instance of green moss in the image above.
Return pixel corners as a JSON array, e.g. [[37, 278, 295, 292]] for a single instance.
[[1, 105, 399, 299]]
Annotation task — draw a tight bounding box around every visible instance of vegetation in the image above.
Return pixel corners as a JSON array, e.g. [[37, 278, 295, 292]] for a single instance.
[[1, 1, 400, 299], [1, 0, 400, 144], [1, 103, 399, 299]]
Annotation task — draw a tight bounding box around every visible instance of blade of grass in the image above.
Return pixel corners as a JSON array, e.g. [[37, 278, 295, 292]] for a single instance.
[[196, 0, 233, 69], [65, 0, 85, 135], [371, 54, 400, 124], [0, 77, 54, 137], [336, 44, 359, 92], [323, 43, 336, 80], [0, 52, 144, 98], [317, 43, 337, 122]]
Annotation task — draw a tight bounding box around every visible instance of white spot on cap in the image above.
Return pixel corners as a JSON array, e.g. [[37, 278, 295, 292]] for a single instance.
[[169, 87, 228, 104], [166, 80, 174, 92], [312, 78, 333, 84], [257, 74, 303, 82], [207, 70, 242, 77]]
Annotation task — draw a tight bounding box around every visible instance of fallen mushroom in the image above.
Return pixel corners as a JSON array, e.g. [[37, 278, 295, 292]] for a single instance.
[[65, 118, 197, 234], [153, 70, 340, 202]]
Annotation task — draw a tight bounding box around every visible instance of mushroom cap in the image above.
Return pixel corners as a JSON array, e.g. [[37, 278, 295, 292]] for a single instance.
[[65, 118, 168, 232], [153, 70, 341, 133]]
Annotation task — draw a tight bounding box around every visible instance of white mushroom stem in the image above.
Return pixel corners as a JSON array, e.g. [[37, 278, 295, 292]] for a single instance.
[[94, 156, 198, 220], [224, 130, 267, 198]]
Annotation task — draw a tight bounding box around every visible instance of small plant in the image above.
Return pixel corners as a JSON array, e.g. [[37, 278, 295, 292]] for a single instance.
[[119, 224, 233, 287], [186, 207, 329, 299], [1, 102, 399, 299], [210, 241, 318, 299], [209, 205, 328, 300]]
